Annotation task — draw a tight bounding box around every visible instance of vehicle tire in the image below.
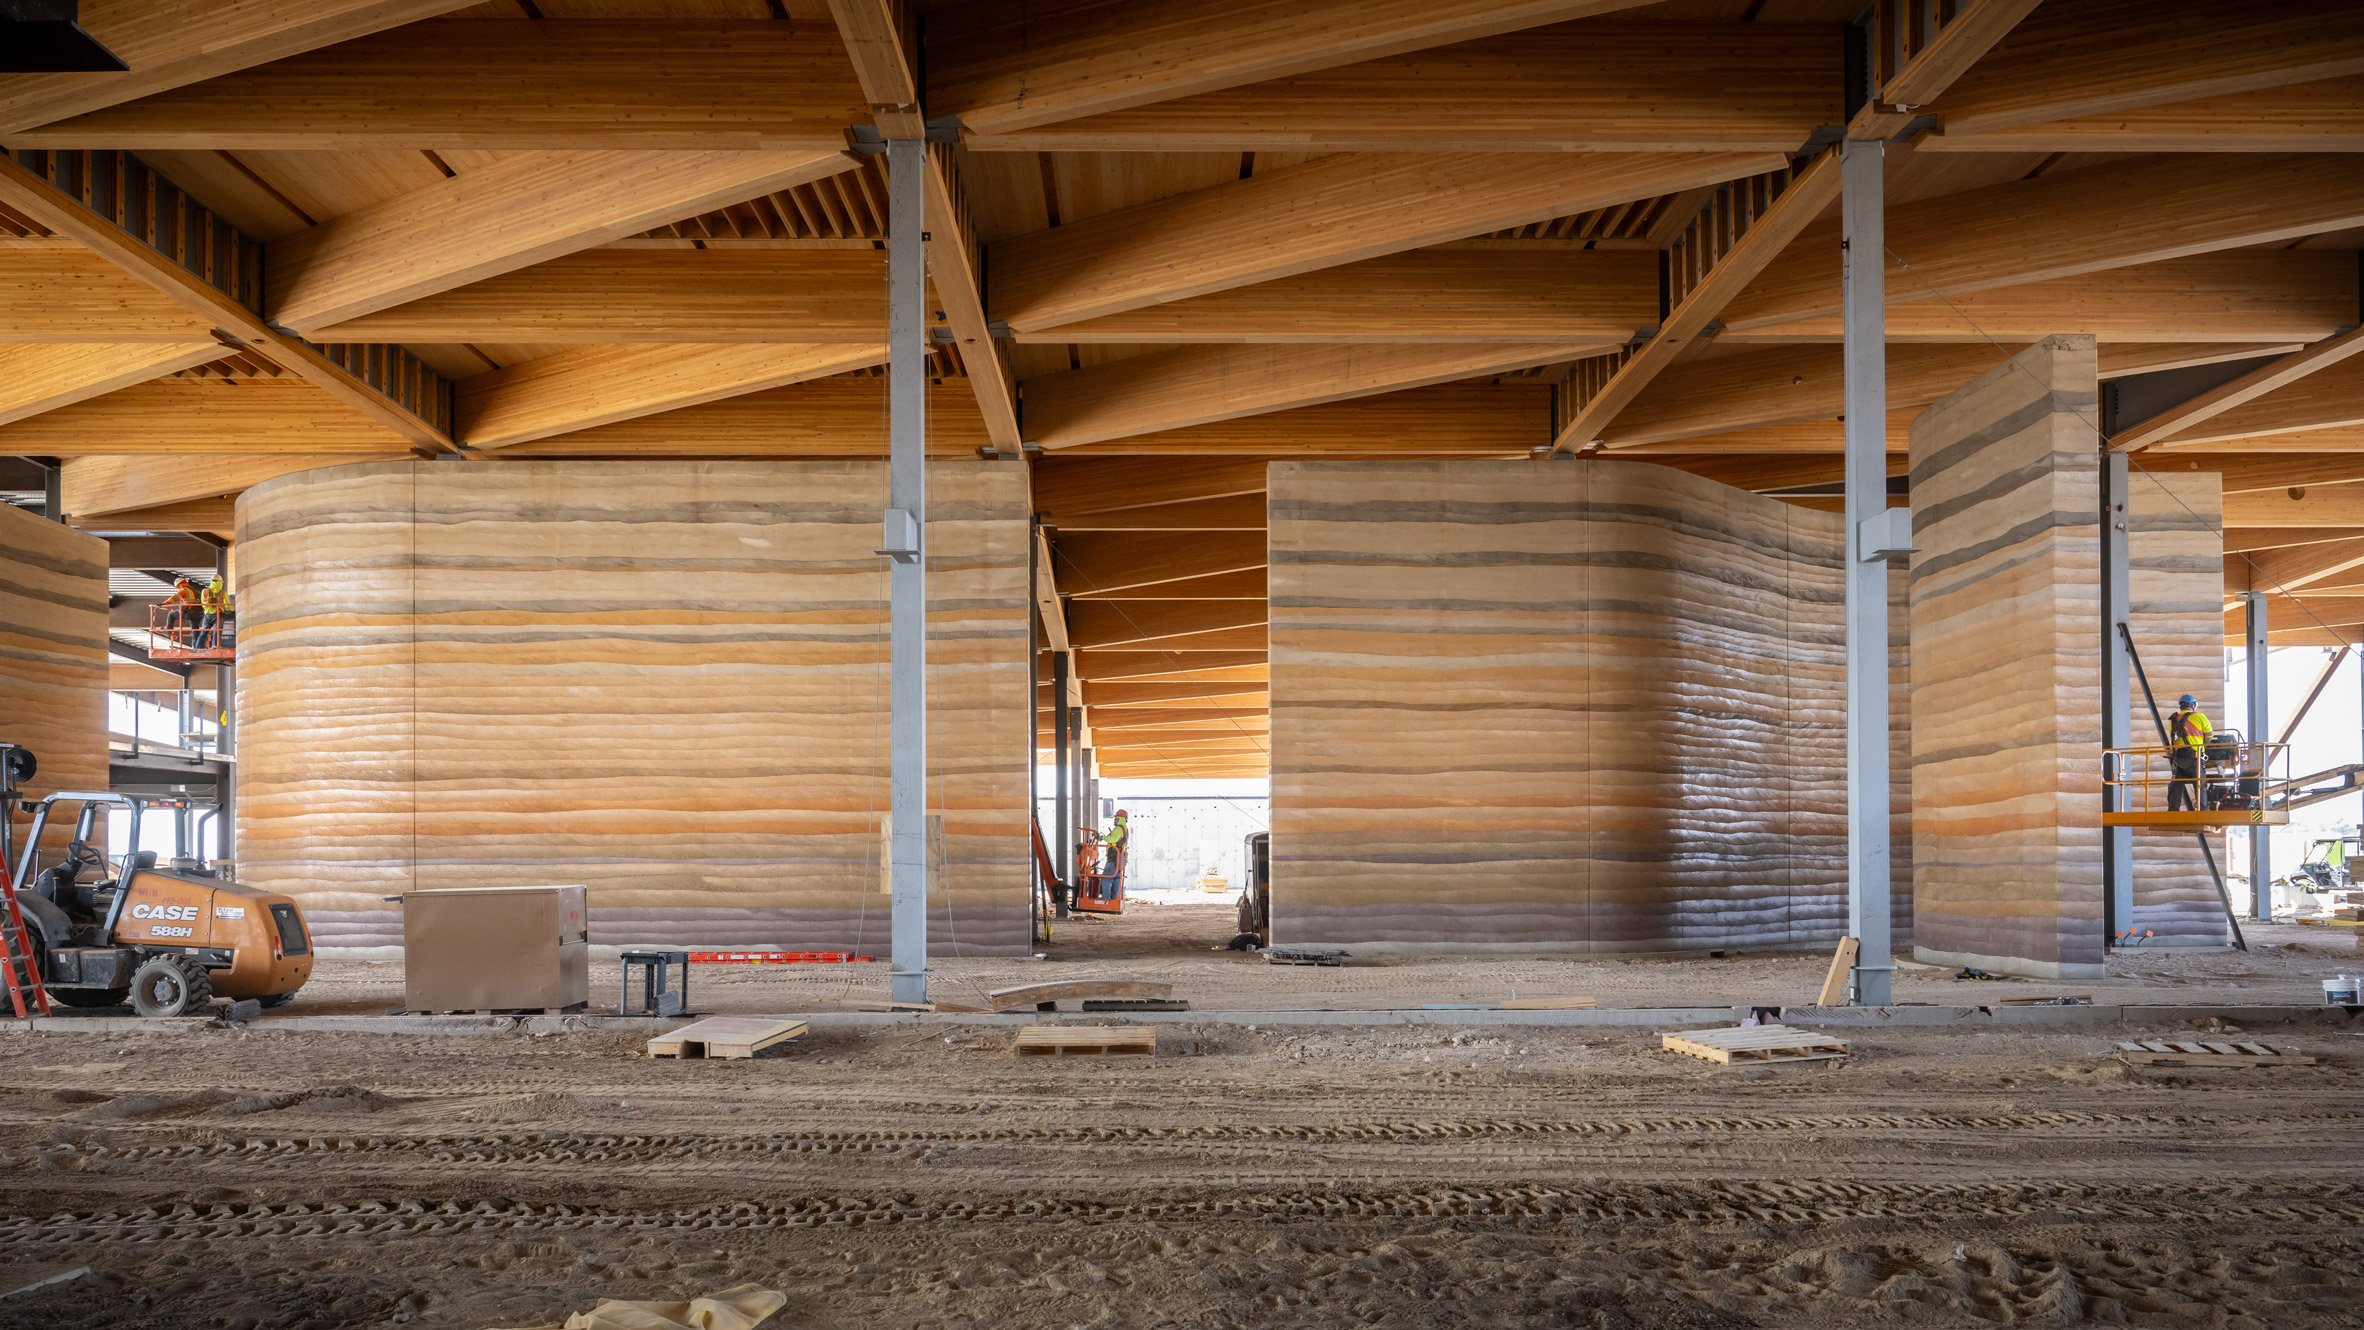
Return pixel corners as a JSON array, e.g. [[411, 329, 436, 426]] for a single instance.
[[128, 955, 213, 1017], [50, 988, 127, 1010], [257, 991, 296, 1009]]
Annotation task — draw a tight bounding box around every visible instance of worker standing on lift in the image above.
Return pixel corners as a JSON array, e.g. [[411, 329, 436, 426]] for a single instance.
[[197, 576, 232, 650], [2167, 693, 2213, 812], [1104, 808, 1130, 877]]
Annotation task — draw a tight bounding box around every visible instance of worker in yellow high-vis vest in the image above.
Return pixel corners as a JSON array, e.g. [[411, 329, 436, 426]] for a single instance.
[[2167, 693, 2212, 812]]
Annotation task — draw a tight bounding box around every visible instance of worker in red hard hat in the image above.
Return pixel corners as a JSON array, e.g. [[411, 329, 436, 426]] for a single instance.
[[1103, 809, 1130, 874]]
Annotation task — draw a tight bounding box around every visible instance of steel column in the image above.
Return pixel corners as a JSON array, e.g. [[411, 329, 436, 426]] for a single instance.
[[41, 463, 61, 523], [1052, 650, 1071, 916], [885, 139, 930, 1005], [2101, 453, 2134, 938], [213, 545, 235, 864], [2244, 590, 2270, 920], [1840, 137, 1894, 1006]]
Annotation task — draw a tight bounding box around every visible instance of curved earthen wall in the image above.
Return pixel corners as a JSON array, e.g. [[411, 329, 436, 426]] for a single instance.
[[1267, 458, 1908, 953], [0, 504, 108, 862], [234, 459, 1032, 952]]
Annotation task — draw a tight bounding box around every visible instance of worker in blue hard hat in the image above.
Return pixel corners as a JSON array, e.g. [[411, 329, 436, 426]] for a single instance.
[[2167, 693, 2213, 812]]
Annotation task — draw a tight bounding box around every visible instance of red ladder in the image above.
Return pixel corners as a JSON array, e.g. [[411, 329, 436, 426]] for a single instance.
[[0, 852, 50, 1017]]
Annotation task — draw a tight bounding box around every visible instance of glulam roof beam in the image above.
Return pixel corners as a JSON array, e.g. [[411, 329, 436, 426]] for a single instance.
[[2237, 539, 2364, 595], [1053, 531, 1267, 596], [1852, 0, 2044, 138], [1068, 599, 1266, 650], [1924, 75, 2364, 154], [495, 378, 991, 458], [1553, 151, 1839, 453], [59, 454, 347, 521], [4, 23, 867, 149], [0, 343, 224, 427], [2115, 328, 2364, 453], [927, 0, 1663, 135], [1932, 0, 2364, 138], [0, 379, 431, 456], [988, 150, 1785, 333], [0, 149, 454, 449], [1073, 569, 1268, 601], [265, 149, 862, 333], [311, 251, 885, 344], [1727, 155, 2364, 333], [964, 22, 1839, 152], [0, 250, 213, 341], [2131, 353, 2364, 449], [0, 0, 479, 134], [1063, 382, 1547, 457], [457, 344, 886, 451], [1031, 250, 1657, 345], [1031, 458, 1269, 518], [1027, 342, 1595, 450], [1724, 251, 2357, 345], [1045, 495, 1269, 532]]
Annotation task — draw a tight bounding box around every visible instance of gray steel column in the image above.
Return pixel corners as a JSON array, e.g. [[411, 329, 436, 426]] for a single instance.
[[1052, 650, 1071, 912], [1840, 136, 1894, 1006], [214, 545, 236, 865], [41, 463, 61, 522], [2102, 453, 2134, 938], [2244, 590, 2270, 920], [885, 139, 929, 1005]]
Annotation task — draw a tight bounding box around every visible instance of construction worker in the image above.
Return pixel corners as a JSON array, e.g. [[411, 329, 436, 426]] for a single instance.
[[197, 576, 231, 650], [2167, 693, 2213, 812], [1104, 808, 1130, 862], [159, 577, 200, 647]]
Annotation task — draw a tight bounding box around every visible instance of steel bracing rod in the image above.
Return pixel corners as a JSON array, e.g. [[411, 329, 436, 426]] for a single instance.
[[885, 137, 929, 1006], [1839, 136, 1893, 1007], [2119, 622, 2248, 951]]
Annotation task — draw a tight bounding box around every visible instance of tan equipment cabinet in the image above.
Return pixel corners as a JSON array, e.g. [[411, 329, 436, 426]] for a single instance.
[[398, 885, 588, 1012]]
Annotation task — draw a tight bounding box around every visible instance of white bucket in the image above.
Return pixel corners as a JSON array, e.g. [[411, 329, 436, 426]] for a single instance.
[[2325, 976, 2362, 1005]]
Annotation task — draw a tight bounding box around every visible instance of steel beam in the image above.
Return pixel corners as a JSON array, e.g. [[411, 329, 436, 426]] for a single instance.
[[1841, 137, 1895, 1006], [2102, 452, 2135, 938], [885, 138, 929, 1005], [1052, 648, 1072, 918], [2244, 590, 2271, 920]]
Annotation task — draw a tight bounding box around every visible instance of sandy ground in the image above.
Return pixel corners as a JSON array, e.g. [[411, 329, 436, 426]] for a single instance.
[[284, 901, 2364, 1017], [1, 908, 2360, 1329]]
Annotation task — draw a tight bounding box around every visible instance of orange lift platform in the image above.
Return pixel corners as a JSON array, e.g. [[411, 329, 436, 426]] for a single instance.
[[2102, 736, 2291, 828], [146, 604, 236, 663]]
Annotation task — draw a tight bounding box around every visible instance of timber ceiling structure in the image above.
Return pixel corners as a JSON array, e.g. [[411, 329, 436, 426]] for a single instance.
[[4, 0, 2364, 779]]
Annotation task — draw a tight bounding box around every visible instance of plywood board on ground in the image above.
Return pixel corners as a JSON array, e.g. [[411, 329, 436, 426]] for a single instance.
[[1013, 1026, 1157, 1057], [988, 980, 1176, 1011], [1661, 1025, 1849, 1067], [2111, 1039, 2316, 1067], [647, 1016, 807, 1060], [1496, 996, 1598, 1010]]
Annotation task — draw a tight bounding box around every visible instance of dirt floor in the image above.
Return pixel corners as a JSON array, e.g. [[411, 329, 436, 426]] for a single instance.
[[285, 902, 2364, 1015], [1, 911, 2361, 1329]]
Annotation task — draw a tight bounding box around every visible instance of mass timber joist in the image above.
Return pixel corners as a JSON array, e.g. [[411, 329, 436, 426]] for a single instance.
[[1725, 251, 2358, 345], [1064, 382, 1546, 456], [1032, 458, 1269, 518], [1931, 0, 2364, 138], [1075, 650, 1268, 681], [1728, 155, 2364, 333], [2233, 538, 2364, 595], [1069, 599, 1267, 650], [458, 343, 887, 450], [2223, 488, 2364, 530], [988, 150, 1786, 333], [6, 23, 868, 149], [962, 22, 1840, 152], [311, 251, 885, 344], [1027, 342, 1593, 450], [927, 0, 1663, 135], [0, 378, 426, 456], [1032, 250, 1657, 344], [265, 149, 862, 332], [0, 0, 480, 134], [1046, 495, 1269, 532], [1923, 74, 2364, 153], [2115, 328, 2364, 452], [493, 378, 991, 458], [59, 454, 349, 520], [1553, 152, 1838, 453], [1052, 531, 1267, 596], [0, 343, 223, 427], [0, 250, 214, 341], [0, 149, 454, 449]]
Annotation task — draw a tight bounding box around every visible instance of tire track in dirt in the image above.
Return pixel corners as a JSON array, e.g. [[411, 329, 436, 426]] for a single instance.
[[29, 1106, 2286, 1172], [6, 1179, 2362, 1247]]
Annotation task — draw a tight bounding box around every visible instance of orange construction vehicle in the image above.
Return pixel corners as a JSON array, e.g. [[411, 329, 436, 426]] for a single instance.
[[7, 793, 312, 1016]]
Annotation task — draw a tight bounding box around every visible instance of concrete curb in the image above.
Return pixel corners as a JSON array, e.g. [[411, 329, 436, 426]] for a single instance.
[[3, 1004, 2355, 1038]]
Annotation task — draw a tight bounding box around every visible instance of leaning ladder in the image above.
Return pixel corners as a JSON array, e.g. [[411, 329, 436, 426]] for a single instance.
[[0, 850, 50, 1017]]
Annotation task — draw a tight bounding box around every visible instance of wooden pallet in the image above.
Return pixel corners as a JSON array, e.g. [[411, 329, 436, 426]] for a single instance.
[[2112, 1038, 2317, 1068], [1013, 1025, 1156, 1057], [987, 979, 1176, 1012], [647, 1016, 807, 1060], [1662, 1024, 1849, 1066]]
